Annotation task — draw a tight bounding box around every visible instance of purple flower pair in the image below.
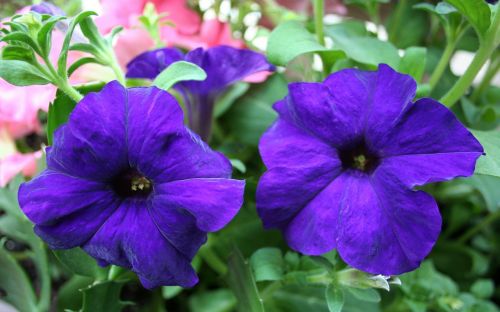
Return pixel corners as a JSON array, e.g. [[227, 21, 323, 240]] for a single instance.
[[257, 64, 483, 275], [19, 82, 244, 288], [126, 46, 274, 141]]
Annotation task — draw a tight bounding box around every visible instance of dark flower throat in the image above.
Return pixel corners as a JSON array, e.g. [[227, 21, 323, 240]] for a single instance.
[[111, 169, 152, 198], [339, 140, 380, 173]]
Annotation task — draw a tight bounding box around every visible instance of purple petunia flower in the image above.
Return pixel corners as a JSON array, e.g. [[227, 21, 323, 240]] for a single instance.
[[31, 2, 65, 16], [126, 45, 274, 141], [256, 64, 483, 275], [18, 81, 244, 288]]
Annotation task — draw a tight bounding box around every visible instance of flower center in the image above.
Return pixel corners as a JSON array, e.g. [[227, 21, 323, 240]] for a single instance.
[[111, 169, 152, 198], [339, 140, 380, 173]]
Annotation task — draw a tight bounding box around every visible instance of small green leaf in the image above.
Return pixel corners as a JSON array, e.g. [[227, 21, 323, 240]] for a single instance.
[[189, 289, 237, 312], [81, 281, 128, 312], [471, 129, 500, 178], [445, 0, 491, 36], [399, 47, 427, 82], [230, 159, 247, 174], [214, 82, 250, 118], [250, 247, 284, 282], [0, 60, 50, 86], [54, 248, 108, 279], [68, 57, 102, 76], [58, 11, 97, 76], [0, 31, 42, 55], [328, 34, 400, 68], [325, 285, 344, 312], [267, 21, 328, 66], [1, 45, 34, 62], [37, 16, 66, 56], [47, 91, 77, 145], [0, 247, 38, 312], [470, 279, 494, 299], [346, 288, 381, 303], [227, 248, 265, 312], [153, 61, 207, 91]]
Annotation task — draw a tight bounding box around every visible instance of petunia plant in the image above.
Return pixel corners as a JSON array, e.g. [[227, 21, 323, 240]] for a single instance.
[[0, 0, 499, 312]]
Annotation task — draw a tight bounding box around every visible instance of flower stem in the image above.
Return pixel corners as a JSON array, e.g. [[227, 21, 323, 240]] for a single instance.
[[313, 0, 325, 46], [429, 39, 457, 91], [199, 245, 228, 276], [458, 210, 500, 243], [471, 53, 500, 101], [40, 56, 83, 102], [109, 56, 126, 86], [261, 281, 282, 301], [388, 0, 407, 43], [440, 10, 500, 108]]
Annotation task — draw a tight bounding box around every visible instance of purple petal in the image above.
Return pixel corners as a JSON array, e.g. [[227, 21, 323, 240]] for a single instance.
[[259, 114, 338, 169], [126, 86, 185, 175], [336, 171, 441, 275], [181, 46, 274, 94], [323, 64, 416, 147], [140, 129, 233, 183], [83, 199, 198, 288], [374, 98, 483, 187], [31, 2, 65, 16], [256, 163, 342, 230], [153, 178, 245, 232], [18, 170, 118, 249], [47, 81, 128, 181], [284, 174, 349, 255], [126, 48, 184, 80]]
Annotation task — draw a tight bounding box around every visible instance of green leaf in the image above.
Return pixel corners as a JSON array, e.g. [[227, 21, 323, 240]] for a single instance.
[[325, 285, 344, 312], [189, 289, 237, 312], [0, 31, 42, 55], [54, 248, 108, 279], [68, 57, 102, 76], [445, 0, 491, 36], [37, 16, 66, 56], [470, 279, 494, 299], [327, 33, 400, 68], [1, 45, 35, 62], [230, 159, 247, 174], [227, 248, 265, 312], [250, 247, 284, 282], [267, 21, 328, 66], [0, 247, 37, 312], [214, 82, 250, 118], [162, 286, 183, 299], [223, 74, 288, 145], [58, 11, 97, 76], [153, 61, 207, 91], [0, 60, 50, 86], [81, 281, 128, 312], [463, 175, 500, 212], [346, 288, 381, 303], [399, 47, 427, 82], [47, 91, 77, 145], [471, 130, 500, 178]]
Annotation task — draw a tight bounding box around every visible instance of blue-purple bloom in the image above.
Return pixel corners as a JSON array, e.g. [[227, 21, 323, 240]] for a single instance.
[[18, 81, 244, 288], [126, 45, 274, 141], [256, 64, 483, 275], [31, 2, 65, 16]]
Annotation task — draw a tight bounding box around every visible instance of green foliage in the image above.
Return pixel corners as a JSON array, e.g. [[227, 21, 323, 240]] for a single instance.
[[227, 248, 265, 312], [250, 247, 285, 282], [0, 59, 50, 86], [399, 47, 427, 82], [325, 285, 344, 312], [267, 21, 328, 66], [471, 130, 500, 178], [54, 248, 108, 279], [80, 281, 128, 312], [153, 61, 207, 91], [445, 0, 492, 37]]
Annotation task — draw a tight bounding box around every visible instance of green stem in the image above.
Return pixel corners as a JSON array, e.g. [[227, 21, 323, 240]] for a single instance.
[[261, 281, 282, 301], [429, 39, 457, 91], [35, 243, 51, 312], [458, 210, 500, 243], [199, 245, 228, 276], [313, 0, 325, 46], [40, 56, 83, 102], [471, 54, 500, 101], [109, 56, 126, 85], [440, 10, 500, 108], [388, 0, 407, 43]]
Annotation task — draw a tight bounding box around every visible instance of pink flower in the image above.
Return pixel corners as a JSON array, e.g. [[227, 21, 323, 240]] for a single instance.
[[0, 79, 55, 139], [95, 0, 245, 67], [0, 130, 42, 187]]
